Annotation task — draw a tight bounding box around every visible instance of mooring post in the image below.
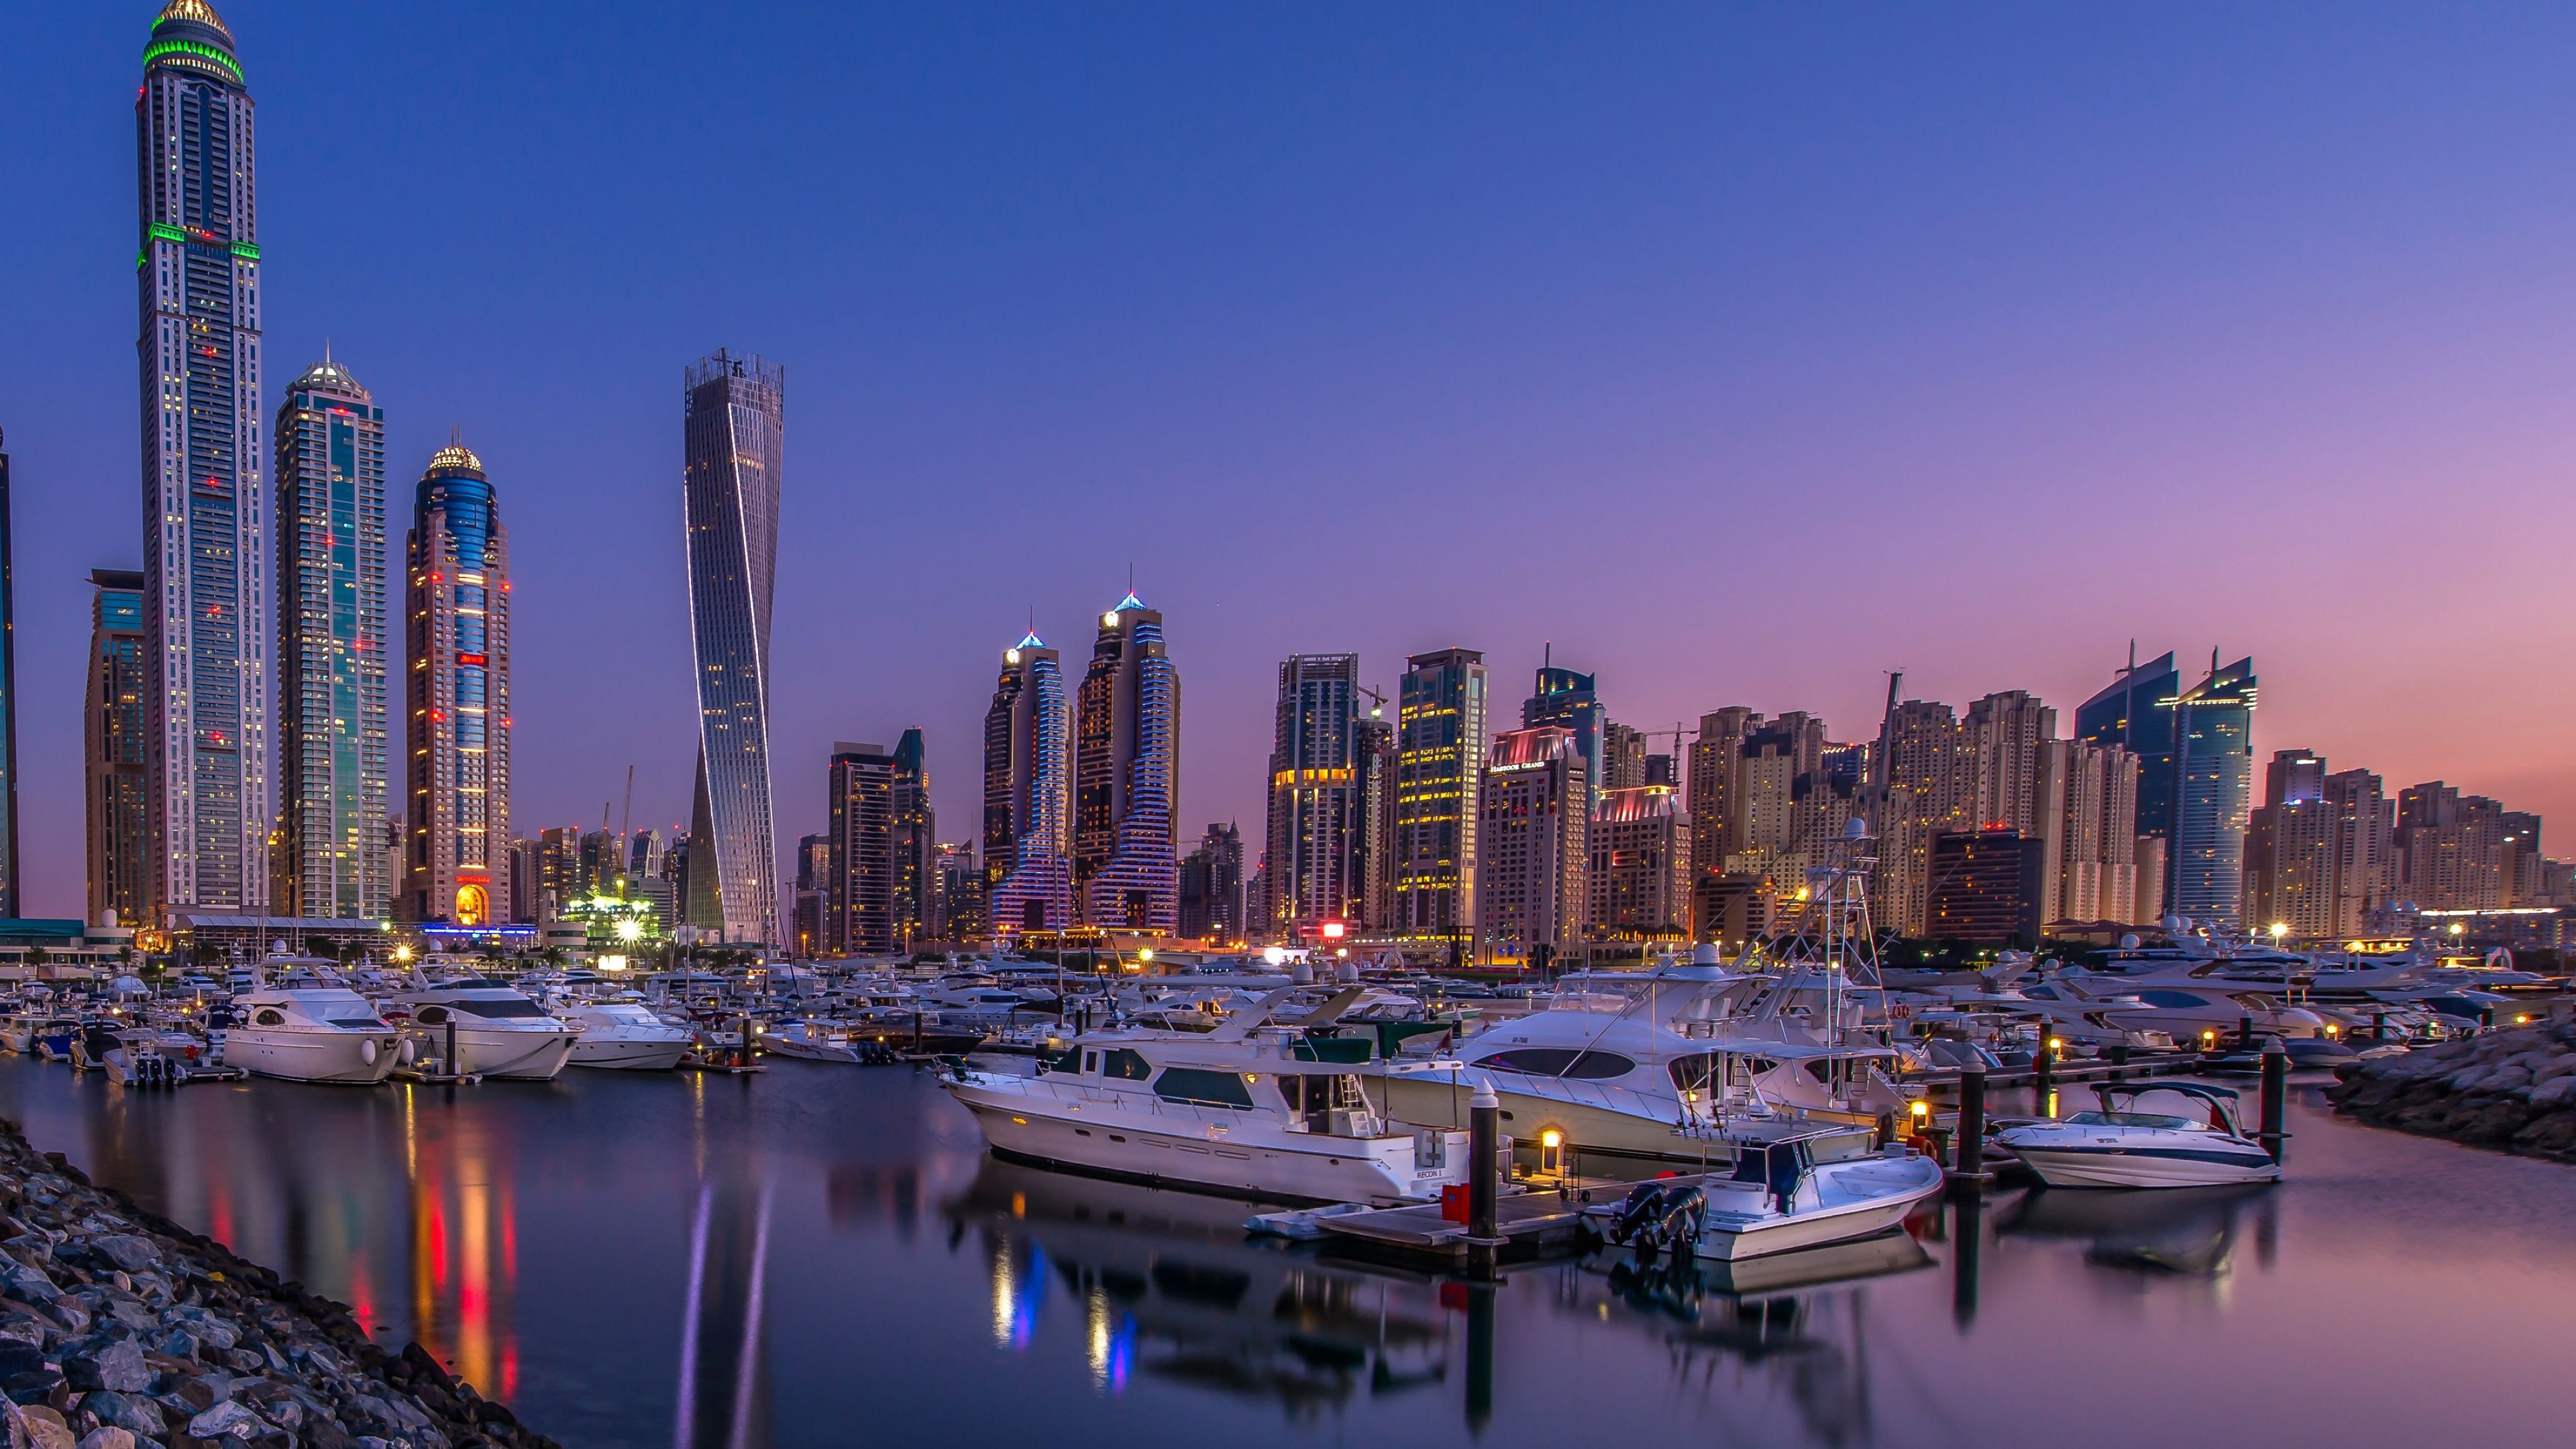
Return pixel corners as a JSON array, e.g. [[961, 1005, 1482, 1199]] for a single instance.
[[445, 1016, 458, 1077], [2031, 1032, 2051, 1093], [1468, 1083, 1501, 1269], [1953, 1063, 1986, 1191], [2238, 1014, 2255, 1051], [2259, 1037, 2290, 1165], [913, 1010, 924, 1053], [2371, 1011, 2386, 1041], [2107, 1042, 2129, 1081]]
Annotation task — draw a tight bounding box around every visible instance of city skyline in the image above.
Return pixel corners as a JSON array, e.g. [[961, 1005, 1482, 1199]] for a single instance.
[[5, 4, 2576, 918]]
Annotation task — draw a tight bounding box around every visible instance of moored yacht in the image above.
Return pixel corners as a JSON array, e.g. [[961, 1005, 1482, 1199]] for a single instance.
[[394, 978, 578, 1079], [942, 994, 1474, 1205], [226, 987, 402, 1084], [559, 997, 692, 1070], [1599, 1124, 1945, 1261]]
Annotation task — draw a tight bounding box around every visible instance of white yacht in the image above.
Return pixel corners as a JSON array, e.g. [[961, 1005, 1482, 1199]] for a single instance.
[[1998, 1083, 2282, 1188], [225, 987, 403, 1084], [1598, 1126, 1945, 1261], [559, 998, 692, 1071], [1375, 963, 1911, 1171], [941, 993, 1474, 1205], [395, 978, 578, 1080]]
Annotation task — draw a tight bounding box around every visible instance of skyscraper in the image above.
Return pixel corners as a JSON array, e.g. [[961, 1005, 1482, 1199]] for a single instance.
[[983, 632, 1072, 936], [2051, 741, 2142, 925], [1354, 710, 1399, 930], [1523, 663, 1605, 810], [273, 358, 388, 920], [1263, 653, 1362, 933], [1874, 700, 1970, 935], [826, 742, 896, 955], [890, 728, 937, 948], [0, 432, 17, 918], [1601, 722, 1646, 793], [1177, 822, 1246, 943], [2075, 648, 2183, 895], [1589, 784, 1692, 938], [1072, 594, 1181, 933], [1393, 648, 1488, 948], [1474, 726, 1587, 967], [2172, 656, 2257, 929], [87, 570, 150, 927], [682, 350, 784, 946], [1687, 707, 1760, 881], [792, 831, 828, 955], [138, 1, 269, 920], [2247, 749, 2333, 938], [401, 443, 512, 926]]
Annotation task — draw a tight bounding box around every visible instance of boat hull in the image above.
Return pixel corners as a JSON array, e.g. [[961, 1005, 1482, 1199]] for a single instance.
[[567, 1034, 689, 1071], [2007, 1144, 2280, 1189], [1377, 1071, 1718, 1167], [446, 1027, 578, 1080], [947, 1083, 1457, 1206], [227, 1028, 402, 1085]]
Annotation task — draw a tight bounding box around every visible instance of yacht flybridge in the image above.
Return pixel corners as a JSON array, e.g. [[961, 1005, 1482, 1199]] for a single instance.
[[942, 989, 1474, 1205], [394, 979, 578, 1080]]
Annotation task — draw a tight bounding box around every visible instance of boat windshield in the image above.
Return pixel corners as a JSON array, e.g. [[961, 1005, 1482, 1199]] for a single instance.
[[2062, 1110, 2197, 1130], [451, 999, 549, 1020], [325, 1016, 387, 1030]]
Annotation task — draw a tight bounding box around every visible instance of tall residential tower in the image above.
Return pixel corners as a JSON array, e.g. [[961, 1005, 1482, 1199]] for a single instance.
[[1263, 653, 1362, 934], [1072, 594, 1181, 932], [87, 572, 151, 926], [401, 443, 511, 926], [682, 350, 784, 946], [138, 0, 270, 918], [274, 358, 388, 919], [983, 633, 1072, 935], [1393, 648, 1488, 949]]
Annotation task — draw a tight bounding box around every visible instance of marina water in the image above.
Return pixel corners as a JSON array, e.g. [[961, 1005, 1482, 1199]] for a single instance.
[[1, 1059, 2569, 1448]]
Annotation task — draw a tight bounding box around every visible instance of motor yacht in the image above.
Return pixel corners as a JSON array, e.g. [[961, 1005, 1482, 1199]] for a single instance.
[[225, 987, 403, 1084], [765, 1018, 893, 1064], [1997, 1083, 2281, 1188], [942, 991, 1474, 1205], [1599, 1125, 1945, 1261], [559, 997, 692, 1070], [394, 978, 578, 1080]]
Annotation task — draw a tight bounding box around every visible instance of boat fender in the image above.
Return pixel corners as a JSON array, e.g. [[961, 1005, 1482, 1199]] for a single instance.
[[398, 1037, 417, 1066], [361, 1038, 378, 1066]]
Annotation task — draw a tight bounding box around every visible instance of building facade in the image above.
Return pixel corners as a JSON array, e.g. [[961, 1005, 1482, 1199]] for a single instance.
[[87, 570, 151, 926], [138, 1, 270, 921], [400, 443, 511, 926], [1588, 784, 1692, 939], [1874, 700, 1969, 935], [2171, 656, 2257, 930], [1474, 726, 1587, 967], [1925, 826, 2047, 945], [890, 727, 936, 946], [1522, 664, 1605, 810], [1263, 653, 1362, 934], [2075, 649, 2184, 905], [1393, 648, 1487, 949], [826, 743, 896, 955], [272, 358, 388, 920], [1177, 822, 1246, 943], [1354, 712, 1398, 930], [682, 350, 784, 946], [1071, 594, 1180, 932], [2051, 740, 2143, 926], [983, 633, 1073, 936]]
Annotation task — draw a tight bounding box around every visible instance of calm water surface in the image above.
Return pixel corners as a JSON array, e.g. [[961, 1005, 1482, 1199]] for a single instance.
[[1, 1058, 2570, 1449]]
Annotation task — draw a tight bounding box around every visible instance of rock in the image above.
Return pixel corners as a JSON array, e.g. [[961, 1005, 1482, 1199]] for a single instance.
[[2482, 1065, 2534, 1095], [186, 1400, 271, 1440], [18, 1405, 78, 1449], [173, 1375, 224, 1411], [62, 1339, 151, 1394], [0, 1265, 59, 1303], [84, 1240, 156, 1277], [1, 1365, 65, 1406], [78, 1391, 164, 1438], [158, 1328, 199, 1360], [2532, 1075, 2576, 1109], [75, 1428, 136, 1449]]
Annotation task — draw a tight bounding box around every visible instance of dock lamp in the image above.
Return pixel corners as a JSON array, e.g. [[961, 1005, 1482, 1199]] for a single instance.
[[2271, 922, 2288, 945], [2045, 1036, 2063, 1059]]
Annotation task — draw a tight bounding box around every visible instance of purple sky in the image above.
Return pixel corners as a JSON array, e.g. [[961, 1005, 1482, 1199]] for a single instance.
[[5, 3, 2575, 915]]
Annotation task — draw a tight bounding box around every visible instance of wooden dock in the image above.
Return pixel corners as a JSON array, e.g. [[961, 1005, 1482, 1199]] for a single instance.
[[1316, 1187, 1601, 1263]]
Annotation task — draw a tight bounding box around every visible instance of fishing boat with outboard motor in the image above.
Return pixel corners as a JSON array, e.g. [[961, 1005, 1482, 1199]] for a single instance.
[[1596, 1123, 1945, 1261]]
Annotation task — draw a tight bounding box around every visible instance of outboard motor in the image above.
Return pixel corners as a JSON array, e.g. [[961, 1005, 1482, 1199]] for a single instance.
[[1607, 1180, 1705, 1257]]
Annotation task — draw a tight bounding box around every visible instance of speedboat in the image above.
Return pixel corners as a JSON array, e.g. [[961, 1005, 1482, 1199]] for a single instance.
[[1997, 1083, 2281, 1189], [1597, 1125, 1945, 1261], [394, 979, 578, 1080], [559, 998, 692, 1070], [941, 990, 1474, 1205], [225, 987, 402, 1084]]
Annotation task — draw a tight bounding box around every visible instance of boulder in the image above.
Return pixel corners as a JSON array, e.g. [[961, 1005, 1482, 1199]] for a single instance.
[[185, 1399, 271, 1441], [83, 1240, 157, 1277], [78, 1391, 164, 1438], [62, 1338, 150, 1394], [75, 1428, 136, 1449], [17, 1405, 78, 1449]]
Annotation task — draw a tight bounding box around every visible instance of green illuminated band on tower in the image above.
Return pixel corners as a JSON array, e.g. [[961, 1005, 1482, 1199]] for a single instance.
[[142, 38, 244, 84]]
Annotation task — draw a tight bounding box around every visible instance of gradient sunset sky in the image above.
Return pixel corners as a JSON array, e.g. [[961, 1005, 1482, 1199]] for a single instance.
[[4, 3, 2573, 915]]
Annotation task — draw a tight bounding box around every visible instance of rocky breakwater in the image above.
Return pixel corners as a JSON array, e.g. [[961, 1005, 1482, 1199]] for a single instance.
[[0, 1118, 558, 1449], [2325, 1021, 2576, 1161]]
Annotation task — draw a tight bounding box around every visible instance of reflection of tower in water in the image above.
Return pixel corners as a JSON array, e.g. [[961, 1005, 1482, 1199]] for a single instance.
[[405, 1096, 519, 1399], [676, 1174, 774, 1449]]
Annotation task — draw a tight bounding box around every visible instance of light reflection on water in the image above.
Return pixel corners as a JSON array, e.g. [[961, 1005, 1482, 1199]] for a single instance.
[[4, 1063, 2574, 1449]]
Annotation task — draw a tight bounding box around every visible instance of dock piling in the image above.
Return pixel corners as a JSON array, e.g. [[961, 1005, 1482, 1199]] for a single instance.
[[1953, 1063, 1986, 1191], [444, 1017, 457, 1076], [2237, 1015, 2255, 1051], [2258, 1037, 2289, 1164], [1467, 1083, 1501, 1269], [2107, 1042, 2129, 1081]]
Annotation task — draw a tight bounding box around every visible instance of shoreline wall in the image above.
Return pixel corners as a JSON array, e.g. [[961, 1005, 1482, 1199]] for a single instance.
[[2325, 1022, 2576, 1163], [0, 1116, 557, 1449]]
